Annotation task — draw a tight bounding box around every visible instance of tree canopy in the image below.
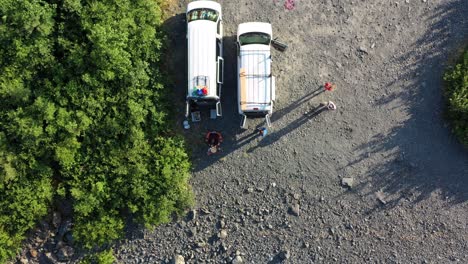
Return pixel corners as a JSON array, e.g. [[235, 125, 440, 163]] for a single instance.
[[0, 0, 192, 261]]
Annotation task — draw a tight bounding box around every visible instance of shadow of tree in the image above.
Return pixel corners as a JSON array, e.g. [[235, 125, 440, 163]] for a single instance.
[[349, 0, 468, 208]]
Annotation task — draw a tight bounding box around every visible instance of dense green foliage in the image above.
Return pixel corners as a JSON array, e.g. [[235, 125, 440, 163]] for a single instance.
[[444, 48, 468, 146], [0, 0, 192, 261], [80, 249, 116, 264]]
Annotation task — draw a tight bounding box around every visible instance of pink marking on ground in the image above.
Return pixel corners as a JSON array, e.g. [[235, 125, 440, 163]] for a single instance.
[[284, 0, 296, 10]]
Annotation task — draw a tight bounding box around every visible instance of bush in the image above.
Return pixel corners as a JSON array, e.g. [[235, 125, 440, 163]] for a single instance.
[[0, 0, 192, 261], [80, 249, 116, 264], [444, 48, 468, 146]]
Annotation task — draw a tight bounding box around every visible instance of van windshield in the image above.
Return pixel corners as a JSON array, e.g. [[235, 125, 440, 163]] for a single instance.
[[239, 32, 271, 46], [187, 8, 219, 22]]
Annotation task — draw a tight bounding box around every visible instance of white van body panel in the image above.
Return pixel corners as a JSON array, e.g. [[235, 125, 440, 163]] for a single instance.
[[187, 20, 218, 98], [238, 45, 272, 113], [185, 1, 223, 118], [237, 22, 275, 122]]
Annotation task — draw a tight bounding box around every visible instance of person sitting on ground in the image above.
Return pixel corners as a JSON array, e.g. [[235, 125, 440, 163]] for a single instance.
[[205, 131, 223, 155]]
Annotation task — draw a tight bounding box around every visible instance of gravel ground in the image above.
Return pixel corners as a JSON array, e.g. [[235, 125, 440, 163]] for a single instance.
[[16, 0, 468, 263], [111, 0, 468, 263]]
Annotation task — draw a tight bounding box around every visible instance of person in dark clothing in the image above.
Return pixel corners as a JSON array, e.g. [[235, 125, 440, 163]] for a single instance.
[[205, 131, 223, 155]]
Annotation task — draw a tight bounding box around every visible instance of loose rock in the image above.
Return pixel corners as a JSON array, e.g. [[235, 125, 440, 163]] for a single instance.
[[187, 209, 197, 221], [279, 249, 291, 260], [232, 255, 243, 264], [52, 212, 61, 228], [289, 204, 300, 216], [218, 229, 228, 239], [375, 191, 387, 204], [341, 178, 354, 188], [56, 246, 74, 262], [29, 248, 38, 258], [172, 254, 185, 264]]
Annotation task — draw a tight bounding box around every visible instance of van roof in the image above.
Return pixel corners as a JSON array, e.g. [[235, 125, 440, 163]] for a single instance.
[[187, 20, 219, 99], [187, 1, 222, 14], [238, 45, 272, 112]]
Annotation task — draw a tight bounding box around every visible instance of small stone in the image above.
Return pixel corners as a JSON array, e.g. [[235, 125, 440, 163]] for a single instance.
[[375, 191, 387, 204], [172, 254, 185, 264], [189, 227, 197, 237], [218, 229, 228, 239], [289, 204, 300, 216], [195, 241, 206, 248], [256, 187, 265, 192], [293, 193, 300, 200], [220, 242, 228, 252], [232, 255, 243, 264], [52, 211, 61, 228], [200, 208, 211, 214], [219, 220, 226, 229], [44, 252, 57, 263], [279, 250, 291, 260], [303, 242, 310, 248], [271, 182, 277, 188], [56, 246, 74, 262], [29, 248, 38, 258], [358, 46, 368, 54], [341, 177, 354, 188], [19, 258, 28, 264], [246, 187, 254, 193], [187, 210, 197, 221]]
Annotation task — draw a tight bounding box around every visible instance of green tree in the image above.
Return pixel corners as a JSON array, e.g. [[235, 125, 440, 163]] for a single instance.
[[0, 0, 192, 260], [444, 48, 468, 146]]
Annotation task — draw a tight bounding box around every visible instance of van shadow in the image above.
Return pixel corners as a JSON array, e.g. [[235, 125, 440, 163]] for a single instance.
[[160, 13, 188, 112], [348, 1, 468, 210]]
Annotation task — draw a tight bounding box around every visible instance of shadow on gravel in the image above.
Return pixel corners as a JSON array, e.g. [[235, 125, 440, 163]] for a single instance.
[[247, 103, 330, 153], [349, 1, 468, 207]]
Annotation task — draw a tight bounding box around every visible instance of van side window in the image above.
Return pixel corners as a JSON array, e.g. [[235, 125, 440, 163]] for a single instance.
[[216, 39, 221, 57]]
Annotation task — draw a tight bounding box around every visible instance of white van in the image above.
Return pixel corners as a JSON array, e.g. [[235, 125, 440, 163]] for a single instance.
[[237, 22, 275, 128], [185, 1, 224, 121]]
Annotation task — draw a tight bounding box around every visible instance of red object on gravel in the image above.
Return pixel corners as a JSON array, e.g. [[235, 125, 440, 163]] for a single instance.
[[324, 82, 334, 91], [284, 0, 296, 10]]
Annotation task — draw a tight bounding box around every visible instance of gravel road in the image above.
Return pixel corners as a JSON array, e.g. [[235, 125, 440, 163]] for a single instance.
[[113, 0, 468, 263], [16, 0, 468, 263]]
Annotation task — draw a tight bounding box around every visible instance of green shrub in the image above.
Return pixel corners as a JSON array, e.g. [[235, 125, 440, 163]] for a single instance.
[[0, 0, 192, 260], [444, 48, 468, 146], [80, 249, 116, 264]]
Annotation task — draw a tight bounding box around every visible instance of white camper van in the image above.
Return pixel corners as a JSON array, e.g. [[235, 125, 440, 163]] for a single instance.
[[237, 22, 275, 129], [185, 1, 224, 121]]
